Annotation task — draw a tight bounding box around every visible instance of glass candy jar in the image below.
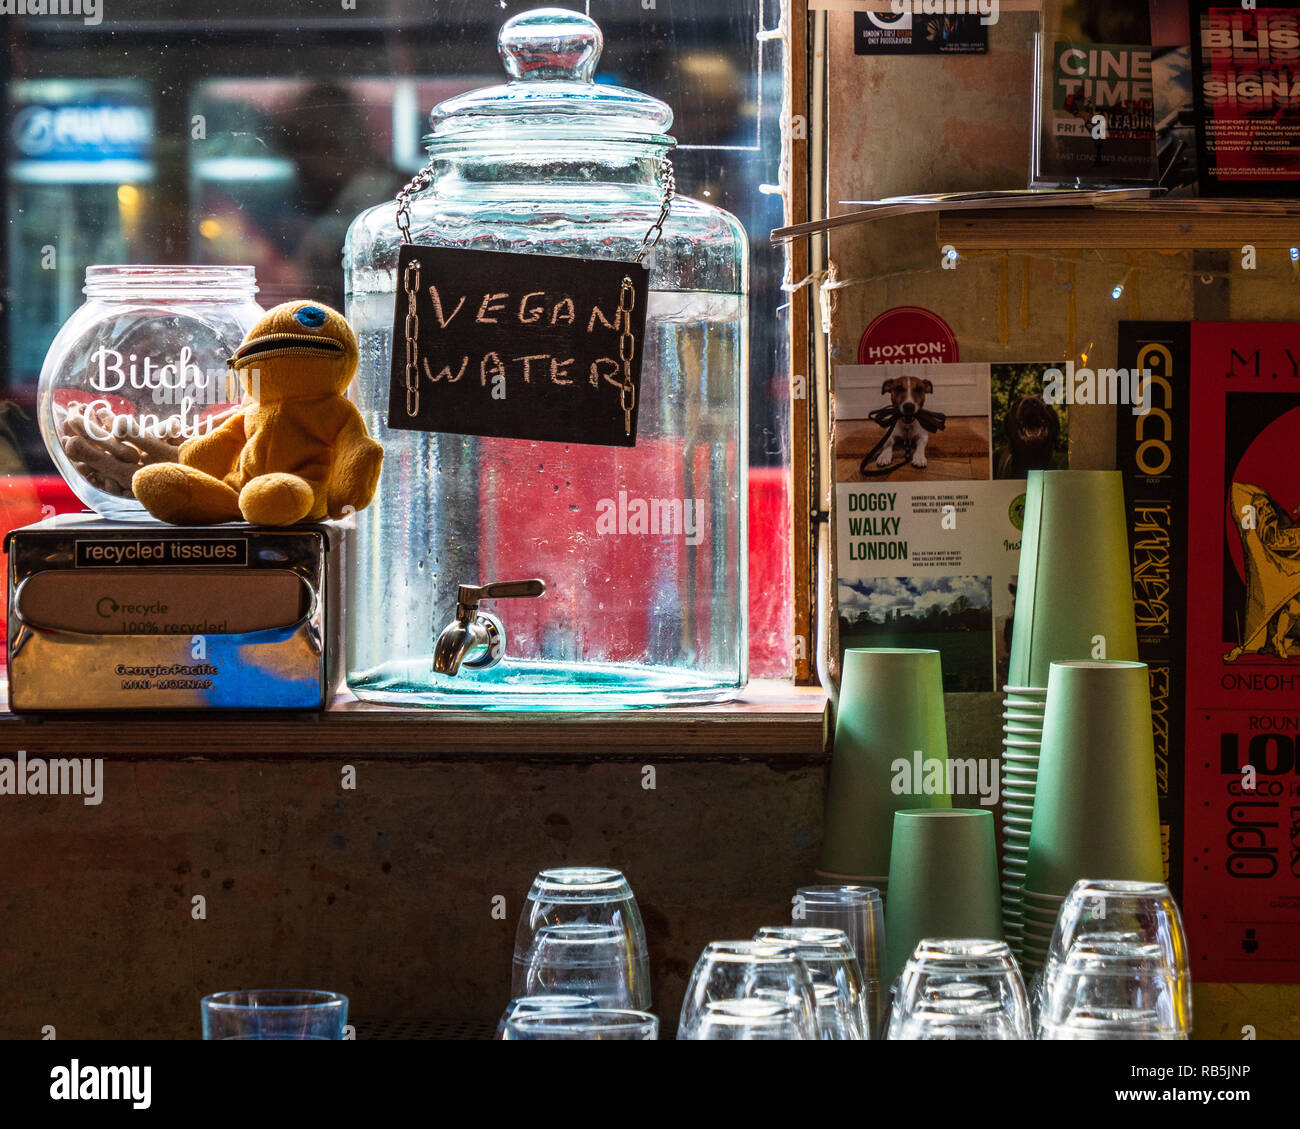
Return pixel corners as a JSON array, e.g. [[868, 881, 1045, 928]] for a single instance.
[[343, 8, 748, 707], [37, 265, 261, 519]]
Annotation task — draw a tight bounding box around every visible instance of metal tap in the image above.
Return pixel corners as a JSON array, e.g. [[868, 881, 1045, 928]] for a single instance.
[[432, 578, 546, 676]]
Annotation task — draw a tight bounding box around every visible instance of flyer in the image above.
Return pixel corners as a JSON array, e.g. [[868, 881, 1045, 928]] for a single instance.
[[1033, 2, 1157, 185], [833, 362, 990, 484], [836, 479, 1026, 693], [852, 10, 988, 55], [1116, 322, 1192, 897], [832, 362, 1054, 691], [1190, 1, 1300, 196], [1184, 322, 1300, 981]]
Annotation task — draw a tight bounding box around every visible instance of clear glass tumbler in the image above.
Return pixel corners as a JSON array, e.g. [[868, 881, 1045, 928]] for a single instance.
[[521, 924, 636, 1007], [678, 941, 817, 1041], [512, 867, 650, 1008], [754, 926, 869, 1039], [200, 989, 348, 1041], [887, 939, 1031, 1040], [504, 1009, 659, 1041], [793, 885, 885, 1034]]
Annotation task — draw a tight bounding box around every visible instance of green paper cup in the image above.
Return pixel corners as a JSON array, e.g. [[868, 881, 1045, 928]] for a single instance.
[[1025, 661, 1163, 897], [819, 649, 952, 881], [1007, 471, 1140, 688], [883, 808, 1002, 983]]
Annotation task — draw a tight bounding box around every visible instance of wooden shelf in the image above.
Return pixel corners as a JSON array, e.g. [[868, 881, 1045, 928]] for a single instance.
[[0, 679, 829, 763], [939, 204, 1300, 251]]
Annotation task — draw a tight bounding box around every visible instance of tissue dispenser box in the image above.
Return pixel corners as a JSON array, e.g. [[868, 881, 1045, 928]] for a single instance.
[[6, 517, 339, 711]]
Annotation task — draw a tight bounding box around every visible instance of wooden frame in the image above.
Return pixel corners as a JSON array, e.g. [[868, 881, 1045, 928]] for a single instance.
[[785, 0, 816, 684]]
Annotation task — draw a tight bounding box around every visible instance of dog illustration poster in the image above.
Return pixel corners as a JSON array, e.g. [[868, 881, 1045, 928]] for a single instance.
[[1182, 322, 1300, 982], [832, 363, 991, 483], [835, 480, 1025, 692], [990, 363, 1069, 479]]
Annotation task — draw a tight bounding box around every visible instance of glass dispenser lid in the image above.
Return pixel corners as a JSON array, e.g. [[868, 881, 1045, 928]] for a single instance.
[[428, 7, 674, 146]]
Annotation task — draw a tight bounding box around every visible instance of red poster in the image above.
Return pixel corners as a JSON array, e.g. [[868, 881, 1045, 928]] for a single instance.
[[1185, 322, 1300, 982]]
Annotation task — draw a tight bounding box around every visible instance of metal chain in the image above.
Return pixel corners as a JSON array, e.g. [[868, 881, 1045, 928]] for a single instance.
[[395, 165, 435, 245], [392, 154, 671, 437], [394, 155, 675, 259], [617, 277, 637, 435], [635, 155, 676, 264], [403, 258, 421, 417]]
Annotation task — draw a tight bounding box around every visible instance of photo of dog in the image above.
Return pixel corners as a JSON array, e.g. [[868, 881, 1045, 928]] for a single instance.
[[875, 375, 937, 469], [990, 364, 1068, 480], [995, 394, 1060, 477], [833, 363, 991, 483]]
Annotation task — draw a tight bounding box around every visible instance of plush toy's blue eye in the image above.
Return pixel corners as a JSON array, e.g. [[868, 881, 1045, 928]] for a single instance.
[[296, 306, 327, 328]]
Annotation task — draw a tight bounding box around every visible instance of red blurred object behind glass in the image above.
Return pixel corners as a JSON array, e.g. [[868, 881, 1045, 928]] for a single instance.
[[0, 474, 84, 672]]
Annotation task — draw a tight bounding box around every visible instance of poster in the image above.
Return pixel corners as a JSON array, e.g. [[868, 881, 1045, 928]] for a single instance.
[[1190, 1, 1300, 196], [990, 362, 1070, 479], [1033, 2, 1156, 185], [1116, 322, 1191, 898], [833, 363, 1061, 691], [1184, 322, 1300, 981], [836, 480, 1026, 693], [833, 363, 990, 484], [1149, 0, 1199, 193], [852, 10, 988, 55]]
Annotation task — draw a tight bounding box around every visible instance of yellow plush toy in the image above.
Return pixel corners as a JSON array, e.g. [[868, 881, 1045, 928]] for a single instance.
[[134, 301, 382, 526]]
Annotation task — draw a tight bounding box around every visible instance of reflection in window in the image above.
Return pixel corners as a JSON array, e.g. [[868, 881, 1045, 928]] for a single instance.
[[1, 1, 792, 678]]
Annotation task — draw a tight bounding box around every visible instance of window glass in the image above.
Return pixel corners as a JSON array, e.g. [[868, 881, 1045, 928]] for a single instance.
[[1, 0, 791, 678]]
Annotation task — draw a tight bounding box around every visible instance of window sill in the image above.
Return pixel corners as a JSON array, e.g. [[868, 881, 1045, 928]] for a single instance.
[[0, 679, 829, 763]]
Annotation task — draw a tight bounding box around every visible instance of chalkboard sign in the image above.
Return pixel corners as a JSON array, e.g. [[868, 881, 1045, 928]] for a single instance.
[[387, 244, 648, 447]]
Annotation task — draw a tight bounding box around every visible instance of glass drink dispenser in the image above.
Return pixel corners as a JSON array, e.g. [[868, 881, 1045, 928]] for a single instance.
[[343, 8, 748, 707]]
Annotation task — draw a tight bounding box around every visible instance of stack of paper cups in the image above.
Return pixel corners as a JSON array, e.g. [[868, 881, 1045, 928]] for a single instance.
[[1019, 660, 1163, 977], [1000, 685, 1046, 958], [819, 648, 952, 894], [1001, 471, 1140, 957]]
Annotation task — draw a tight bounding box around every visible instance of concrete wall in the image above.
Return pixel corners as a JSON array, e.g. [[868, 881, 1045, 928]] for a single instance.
[[0, 753, 824, 1039]]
